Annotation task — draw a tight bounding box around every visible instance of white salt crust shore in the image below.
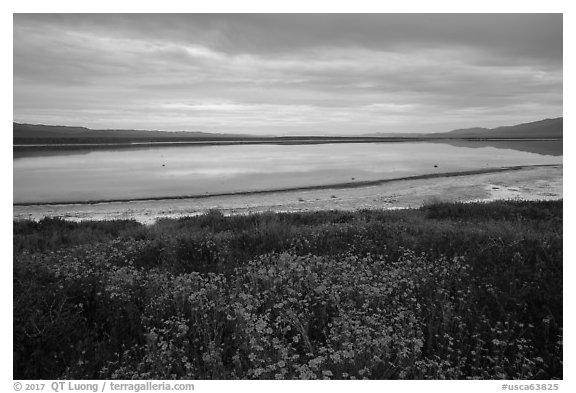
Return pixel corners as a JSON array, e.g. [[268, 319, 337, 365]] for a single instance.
[[13, 165, 562, 225]]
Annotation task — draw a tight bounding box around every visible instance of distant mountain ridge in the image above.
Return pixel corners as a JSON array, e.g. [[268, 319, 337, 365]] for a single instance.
[[14, 117, 563, 143], [435, 118, 562, 139], [13, 123, 249, 142], [367, 117, 563, 139]]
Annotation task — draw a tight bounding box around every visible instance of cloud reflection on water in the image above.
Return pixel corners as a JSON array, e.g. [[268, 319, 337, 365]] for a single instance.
[[13, 141, 562, 204]]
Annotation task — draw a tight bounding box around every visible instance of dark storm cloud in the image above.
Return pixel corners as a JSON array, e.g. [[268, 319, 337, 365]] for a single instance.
[[13, 14, 562, 134]]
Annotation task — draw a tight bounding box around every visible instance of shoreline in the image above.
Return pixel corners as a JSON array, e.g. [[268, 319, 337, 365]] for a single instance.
[[13, 164, 559, 207], [13, 137, 563, 150], [13, 165, 562, 224]]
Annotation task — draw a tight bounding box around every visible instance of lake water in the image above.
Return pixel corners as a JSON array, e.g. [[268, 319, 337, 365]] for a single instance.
[[13, 141, 562, 204]]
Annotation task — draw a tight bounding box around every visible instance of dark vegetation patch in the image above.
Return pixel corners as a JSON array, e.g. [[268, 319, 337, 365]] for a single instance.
[[13, 200, 562, 379]]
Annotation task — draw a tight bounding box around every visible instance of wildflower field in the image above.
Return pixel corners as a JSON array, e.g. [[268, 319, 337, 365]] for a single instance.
[[13, 200, 562, 379]]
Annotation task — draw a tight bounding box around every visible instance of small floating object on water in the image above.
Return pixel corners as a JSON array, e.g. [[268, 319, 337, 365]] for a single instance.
[[434, 165, 438, 168], [162, 164, 165, 167], [351, 177, 355, 180]]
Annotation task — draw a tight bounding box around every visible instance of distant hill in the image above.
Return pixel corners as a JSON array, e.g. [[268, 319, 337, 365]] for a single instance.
[[433, 118, 563, 139], [367, 118, 563, 139], [14, 117, 563, 145], [13, 123, 253, 144]]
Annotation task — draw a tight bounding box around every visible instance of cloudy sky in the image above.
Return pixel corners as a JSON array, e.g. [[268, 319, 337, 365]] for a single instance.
[[13, 14, 562, 135]]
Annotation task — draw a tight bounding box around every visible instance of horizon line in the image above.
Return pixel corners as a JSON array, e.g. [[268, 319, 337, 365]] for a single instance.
[[13, 116, 564, 137]]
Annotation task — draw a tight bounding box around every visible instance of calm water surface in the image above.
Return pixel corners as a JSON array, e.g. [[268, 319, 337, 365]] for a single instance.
[[13, 141, 562, 204]]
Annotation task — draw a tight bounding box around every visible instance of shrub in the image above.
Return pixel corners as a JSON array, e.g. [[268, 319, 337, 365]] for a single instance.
[[13, 201, 562, 379]]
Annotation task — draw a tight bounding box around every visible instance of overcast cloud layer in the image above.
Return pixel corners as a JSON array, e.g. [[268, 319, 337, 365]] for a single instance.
[[13, 14, 562, 135]]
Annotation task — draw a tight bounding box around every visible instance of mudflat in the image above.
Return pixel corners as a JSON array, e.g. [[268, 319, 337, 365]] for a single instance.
[[13, 165, 562, 224]]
